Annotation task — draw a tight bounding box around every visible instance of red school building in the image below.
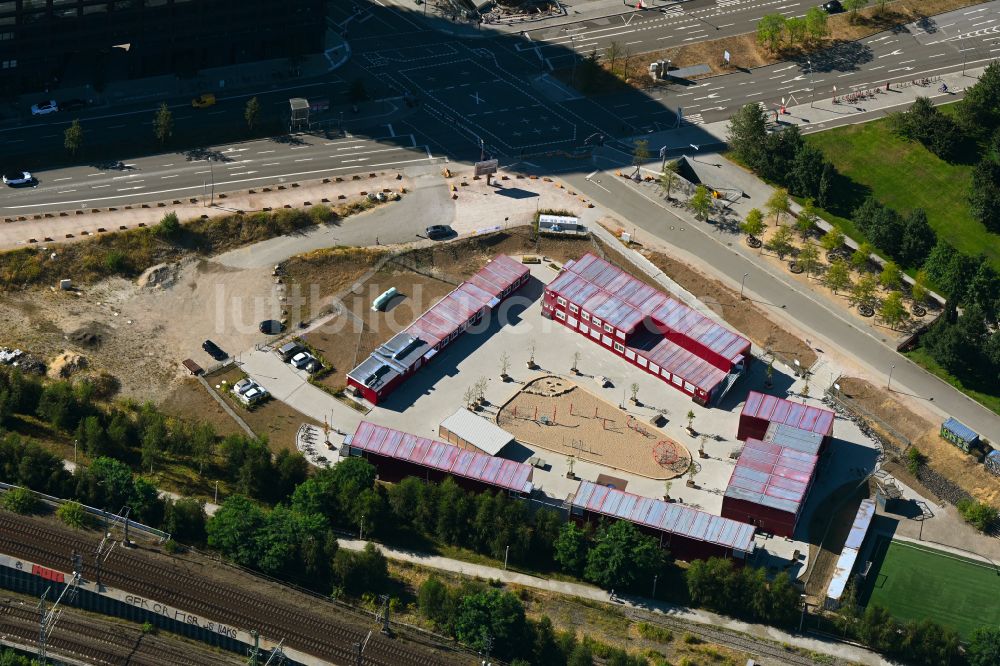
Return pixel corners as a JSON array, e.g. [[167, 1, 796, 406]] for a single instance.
[[542, 253, 751, 406]]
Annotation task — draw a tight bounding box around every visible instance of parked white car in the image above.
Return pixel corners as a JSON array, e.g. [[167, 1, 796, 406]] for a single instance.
[[30, 100, 58, 116], [239, 384, 269, 405], [290, 351, 315, 369], [233, 378, 254, 395]]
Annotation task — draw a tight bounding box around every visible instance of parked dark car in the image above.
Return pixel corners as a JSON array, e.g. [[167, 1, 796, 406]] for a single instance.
[[259, 319, 285, 335], [59, 99, 87, 112], [822, 0, 843, 13], [425, 224, 453, 240], [202, 339, 227, 361]]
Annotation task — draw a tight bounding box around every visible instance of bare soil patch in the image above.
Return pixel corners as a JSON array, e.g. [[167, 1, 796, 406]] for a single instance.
[[641, 249, 818, 369], [160, 378, 245, 438], [497, 376, 691, 480], [839, 377, 1000, 505]]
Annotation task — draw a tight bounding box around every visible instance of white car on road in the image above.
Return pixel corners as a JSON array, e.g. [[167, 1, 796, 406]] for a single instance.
[[30, 100, 59, 116], [3, 171, 34, 187]]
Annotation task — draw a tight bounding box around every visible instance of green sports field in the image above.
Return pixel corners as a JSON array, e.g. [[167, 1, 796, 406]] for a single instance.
[[866, 538, 1000, 638]]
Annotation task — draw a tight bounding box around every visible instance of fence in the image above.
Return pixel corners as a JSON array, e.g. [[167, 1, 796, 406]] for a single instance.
[[0, 482, 170, 543]]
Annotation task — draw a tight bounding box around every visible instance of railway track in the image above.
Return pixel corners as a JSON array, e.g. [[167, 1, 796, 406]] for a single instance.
[[624, 608, 828, 666], [0, 595, 243, 666], [0, 514, 465, 666]]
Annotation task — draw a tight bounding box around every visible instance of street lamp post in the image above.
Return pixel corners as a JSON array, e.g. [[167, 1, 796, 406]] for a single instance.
[[799, 594, 808, 633], [504, 545, 510, 571], [360, 514, 365, 540], [740, 273, 750, 300], [887, 363, 896, 391], [808, 59, 815, 108], [652, 574, 658, 599]]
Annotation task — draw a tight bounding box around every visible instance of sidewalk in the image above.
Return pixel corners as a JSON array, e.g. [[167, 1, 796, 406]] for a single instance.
[[337, 537, 888, 665]]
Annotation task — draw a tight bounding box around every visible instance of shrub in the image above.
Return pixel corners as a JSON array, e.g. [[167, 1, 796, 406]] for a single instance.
[[56, 501, 93, 529], [308, 204, 335, 224], [906, 447, 926, 476], [1, 487, 40, 514], [637, 622, 673, 643], [103, 250, 128, 274], [155, 212, 181, 238], [957, 499, 999, 532]]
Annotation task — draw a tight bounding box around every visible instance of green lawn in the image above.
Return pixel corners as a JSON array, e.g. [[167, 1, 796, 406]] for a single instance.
[[866, 539, 1000, 638], [805, 112, 1000, 272], [904, 347, 1000, 416]]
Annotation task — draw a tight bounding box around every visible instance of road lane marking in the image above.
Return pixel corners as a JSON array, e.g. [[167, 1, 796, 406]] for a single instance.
[[92, 185, 110, 189], [52, 177, 73, 182], [257, 150, 276, 154], [57, 189, 76, 194], [294, 158, 314, 162], [161, 175, 179, 179], [262, 162, 280, 166]]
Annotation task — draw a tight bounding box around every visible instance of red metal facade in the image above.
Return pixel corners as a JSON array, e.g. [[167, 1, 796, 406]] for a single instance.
[[543, 254, 750, 405], [347, 421, 534, 494], [720, 496, 797, 537], [738, 392, 835, 442]]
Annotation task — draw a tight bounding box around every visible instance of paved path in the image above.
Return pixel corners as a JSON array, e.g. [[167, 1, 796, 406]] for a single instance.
[[337, 537, 889, 665]]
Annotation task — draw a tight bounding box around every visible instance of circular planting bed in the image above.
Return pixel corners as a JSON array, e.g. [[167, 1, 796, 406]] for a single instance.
[[858, 304, 875, 317], [788, 262, 804, 274], [912, 304, 927, 318], [746, 236, 762, 248]]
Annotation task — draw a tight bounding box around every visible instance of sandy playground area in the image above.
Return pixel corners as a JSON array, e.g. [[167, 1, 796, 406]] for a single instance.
[[497, 376, 691, 480]]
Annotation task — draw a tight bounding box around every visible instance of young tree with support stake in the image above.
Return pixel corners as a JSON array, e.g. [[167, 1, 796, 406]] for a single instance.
[[64, 119, 83, 156], [766, 187, 791, 226], [689, 185, 712, 221], [740, 208, 766, 243], [153, 102, 173, 145], [245, 96, 261, 131], [658, 160, 680, 200]]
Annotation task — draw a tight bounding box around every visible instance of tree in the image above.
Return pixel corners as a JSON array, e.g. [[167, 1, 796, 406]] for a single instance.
[[756, 14, 786, 52], [785, 17, 807, 46], [164, 498, 207, 544], [190, 422, 215, 475], [969, 157, 1000, 234], [141, 416, 165, 473], [795, 199, 819, 239], [956, 499, 999, 532], [64, 119, 83, 156], [453, 588, 529, 661], [244, 96, 261, 131], [879, 291, 907, 329], [817, 161, 834, 208], [851, 242, 873, 270], [843, 0, 869, 22], [820, 228, 845, 253], [56, 501, 92, 529], [584, 520, 666, 591], [632, 139, 650, 168], [657, 160, 680, 200], [899, 208, 936, 267], [332, 542, 389, 597], [851, 274, 879, 309], [825, 258, 852, 294], [765, 225, 795, 259], [553, 522, 588, 575], [1, 487, 39, 514], [788, 146, 826, 199], [968, 627, 1000, 666], [966, 261, 1000, 323], [739, 208, 766, 240], [153, 102, 173, 145], [418, 577, 452, 627], [726, 103, 768, 169], [605, 41, 624, 76], [958, 61, 1000, 140], [879, 260, 902, 290], [206, 495, 266, 567], [155, 211, 181, 239], [797, 243, 820, 278], [805, 6, 829, 41], [689, 185, 712, 221], [765, 188, 791, 226]]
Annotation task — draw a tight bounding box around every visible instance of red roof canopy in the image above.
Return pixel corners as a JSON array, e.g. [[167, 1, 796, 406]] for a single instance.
[[740, 391, 835, 437]]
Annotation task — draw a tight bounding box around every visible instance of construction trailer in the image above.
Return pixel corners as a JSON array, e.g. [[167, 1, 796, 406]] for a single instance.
[[345, 421, 533, 496], [438, 408, 516, 456], [939, 417, 979, 453], [569, 480, 757, 562], [542, 253, 751, 406], [346, 255, 529, 405], [824, 499, 876, 609], [737, 391, 835, 446]]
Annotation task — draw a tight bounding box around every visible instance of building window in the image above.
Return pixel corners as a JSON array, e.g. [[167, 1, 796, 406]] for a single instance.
[[616, 330, 625, 339], [555, 310, 566, 320], [569, 303, 579, 313], [580, 324, 589, 334], [603, 323, 613, 334], [581, 312, 590, 321], [672, 375, 683, 387], [556, 297, 566, 306], [592, 317, 602, 328], [613, 342, 625, 353], [590, 328, 601, 340], [637, 356, 648, 367], [684, 381, 696, 393], [601, 335, 612, 346]]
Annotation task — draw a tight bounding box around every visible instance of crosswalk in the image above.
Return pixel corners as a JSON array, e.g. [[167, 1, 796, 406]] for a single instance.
[[681, 113, 705, 126]]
